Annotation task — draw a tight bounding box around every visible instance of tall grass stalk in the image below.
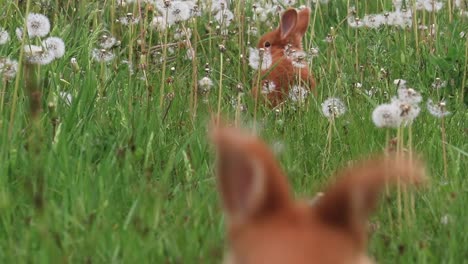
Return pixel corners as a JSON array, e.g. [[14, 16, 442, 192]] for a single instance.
[[8, 0, 32, 138], [216, 45, 225, 120]]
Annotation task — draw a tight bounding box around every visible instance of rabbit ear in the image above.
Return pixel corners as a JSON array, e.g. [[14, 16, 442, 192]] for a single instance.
[[295, 7, 311, 37], [280, 9, 298, 40], [210, 125, 292, 226], [312, 155, 426, 246]]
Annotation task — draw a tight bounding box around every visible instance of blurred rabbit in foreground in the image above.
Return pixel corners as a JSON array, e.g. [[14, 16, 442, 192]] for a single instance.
[[210, 123, 426, 264]]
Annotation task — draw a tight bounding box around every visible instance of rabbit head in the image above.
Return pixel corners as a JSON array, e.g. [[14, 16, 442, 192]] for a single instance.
[[257, 7, 311, 51], [210, 123, 426, 264]]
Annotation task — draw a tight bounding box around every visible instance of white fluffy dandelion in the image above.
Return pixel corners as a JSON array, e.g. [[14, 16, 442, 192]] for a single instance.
[[289, 85, 309, 103], [393, 78, 407, 88], [214, 9, 234, 26], [15, 28, 23, 40], [207, 0, 229, 12], [118, 14, 140, 25], [151, 16, 168, 31], [161, 1, 193, 25], [321, 97, 346, 118], [261, 80, 276, 94], [248, 47, 272, 70], [427, 99, 450, 118], [44, 37, 65, 59], [289, 50, 308, 69], [99, 35, 118, 49], [27, 13, 51, 38], [26, 49, 55, 65], [431, 78, 447, 89], [24, 44, 55, 65], [0, 28, 9, 45], [92, 48, 115, 62], [198, 76, 213, 93], [0, 58, 19, 80], [391, 97, 421, 126], [372, 103, 401, 128], [397, 87, 423, 104]]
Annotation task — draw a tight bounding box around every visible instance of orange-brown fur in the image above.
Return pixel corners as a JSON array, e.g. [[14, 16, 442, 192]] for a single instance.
[[253, 8, 316, 106], [210, 125, 426, 264]]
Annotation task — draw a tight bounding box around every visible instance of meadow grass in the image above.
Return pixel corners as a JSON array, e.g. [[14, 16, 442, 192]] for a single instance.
[[0, 0, 467, 263]]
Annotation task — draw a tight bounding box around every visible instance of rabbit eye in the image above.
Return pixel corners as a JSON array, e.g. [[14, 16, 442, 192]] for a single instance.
[[264, 41, 271, 48]]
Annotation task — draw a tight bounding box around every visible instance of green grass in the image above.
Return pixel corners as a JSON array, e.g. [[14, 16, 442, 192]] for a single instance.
[[0, 0, 467, 263]]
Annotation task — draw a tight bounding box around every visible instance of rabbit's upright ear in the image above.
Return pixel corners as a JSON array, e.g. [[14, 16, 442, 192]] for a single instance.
[[312, 155, 426, 246], [280, 9, 298, 40], [295, 7, 311, 37], [210, 125, 292, 226]]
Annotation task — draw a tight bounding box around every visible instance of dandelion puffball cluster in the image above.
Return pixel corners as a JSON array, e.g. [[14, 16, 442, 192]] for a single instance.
[[92, 35, 119, 63], [15, 13, 66, 65], [347, 0, 468, 29], [372, 80, 423, 128]]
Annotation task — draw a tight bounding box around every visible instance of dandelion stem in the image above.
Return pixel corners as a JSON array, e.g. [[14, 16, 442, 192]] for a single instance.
[[189, 19, 199, 123], [462, 36, 468, 103], [447, 0, 453, 23], [159, 12, 170, 109], [216, 50, 224, 121], [0, 79, 7, 116], [441, 115, 448, 179], [412, 0, 420, 56], [396, 126, 403, 228], [322, 117, 334, 171]]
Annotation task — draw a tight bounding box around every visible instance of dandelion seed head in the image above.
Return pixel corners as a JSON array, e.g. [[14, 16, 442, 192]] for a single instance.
[[427, 99, 450, 118], [321, 97, 347, 118], [261, 80, 276, 94], [174, 27, 192, 40], [309, 47, 320, 57], [214, 9, 234, 26], [397, 87, 423, 104], [27, 13, 51, 38], [151, 16, 168, 31], [198, 76, 213, 93], [15, 28, 23, 40], [92, 48, 115, 62], [440, 214, 450, 225], [248, 26, 258, 36], [44, 37, 65, 59], [288, 50, 308, 69], [206, 0, 229, 12], [393, 78, 407, 88], [289, 85, 309, 103], [0, 58, 18, 80], [100, 35, 118, 49], [118, 13, 140, 25], [248, 47, 272, 70], [162, 1, 193, 25], [391, 97, 421, 126], [431, 78, 447, 89], [372, 103, 401, 128], [26, 48, 55, 65], [0, 28, 9, 45]]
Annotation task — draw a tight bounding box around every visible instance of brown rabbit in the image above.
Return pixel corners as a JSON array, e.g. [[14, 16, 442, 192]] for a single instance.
[[252, 7, 316, 106], [210, 124, 426, 264]]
